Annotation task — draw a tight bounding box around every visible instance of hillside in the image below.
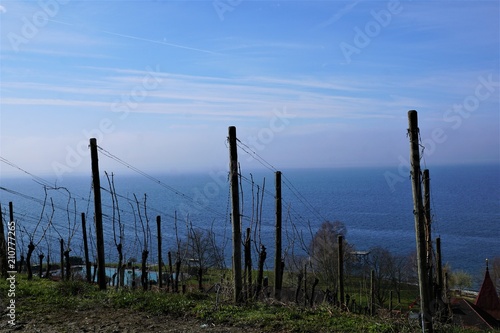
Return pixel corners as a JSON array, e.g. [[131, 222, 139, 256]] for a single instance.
[[0, 275, 486, 333]]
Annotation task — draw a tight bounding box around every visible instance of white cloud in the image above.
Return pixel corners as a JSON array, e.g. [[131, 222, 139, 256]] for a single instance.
[[1, 68, 401, 121]]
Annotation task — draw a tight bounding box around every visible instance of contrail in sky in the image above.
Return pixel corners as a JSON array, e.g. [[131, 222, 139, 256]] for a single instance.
[[317, 0, 361, 29], [48, 18, 223, 56], [101, 30, 223, 56]]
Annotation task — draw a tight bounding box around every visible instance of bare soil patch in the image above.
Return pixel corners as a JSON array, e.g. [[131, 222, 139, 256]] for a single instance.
[[1, 307, 264, 333]]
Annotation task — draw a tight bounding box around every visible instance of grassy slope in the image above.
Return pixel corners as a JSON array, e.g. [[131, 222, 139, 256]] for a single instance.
[[0, 275, 483, 333]]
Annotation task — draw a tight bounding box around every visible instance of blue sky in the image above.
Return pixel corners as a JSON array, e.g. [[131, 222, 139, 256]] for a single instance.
[[0, 0, 499, 179]]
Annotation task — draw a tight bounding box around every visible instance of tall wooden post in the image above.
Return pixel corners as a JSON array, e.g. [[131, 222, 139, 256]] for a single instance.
[[0, 203, 8, 278], [370, 269, 375, 316], [60, 239, 64, 280], [90, 138, 106, 290], [423, 170, 432, 260], [81, 213, 92, 283], [174, 253, 181, 293], [38, 253, 44, 278], [168, 251, 173, 285], [436, 237, 443, 300], [444, 272, 449, 300], [408, 110, 433, 332], [274, 171, 282, 300], [157, 215, 163, 288], [9, 202, 14, 226], [423, 169, 434, 300], [228, 126, 242, 303], [45, 254, 50, 278], [244, 228, 252, 300], [338, 235, 345, 308], [255, 245, 266, 299], [389, 290, 393, 315], [303, 262, 308, 307]]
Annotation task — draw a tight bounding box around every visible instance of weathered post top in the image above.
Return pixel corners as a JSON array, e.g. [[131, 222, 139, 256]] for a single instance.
[[228, 126, 242, 303], [408, 109, 418, 125], [407, 110, 433, 332]]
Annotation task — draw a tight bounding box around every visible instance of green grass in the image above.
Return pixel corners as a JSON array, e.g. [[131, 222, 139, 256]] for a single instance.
[[0, 274, 484, 333]]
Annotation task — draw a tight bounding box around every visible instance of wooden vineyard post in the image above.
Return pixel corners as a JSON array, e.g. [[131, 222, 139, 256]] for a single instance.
[[174, 254, 181, 293], [244, 228, 252, 300], [444, 272, 449, 300], [423, 169, 434, 300], [436, 237, 443, 300], [255, 245, 266, 299], [389, 290, 393, 315], [310, 277, 319, 307], [295, 270, 303, 304], [370, 269, 375, 316], [26, 241, 35, 280], [90, 138, 106, 290], [157, 215, 162, 288], [141, 249, 149, 291], [408, 110, 433, 332], [93, 262, 97, 283], [64, 248, 71, 281], [274, 171, 283, 300], [38, 253, 44, 278], [45, 254, 50, 278], [168, 251, 173, 291], [338, 235, 345, 308], [9, 202, 14, 227], [60, 239, 64, 280], [228, 126, 242, 303], [303, 263, 308, 307], [81, 213, 92, 283]]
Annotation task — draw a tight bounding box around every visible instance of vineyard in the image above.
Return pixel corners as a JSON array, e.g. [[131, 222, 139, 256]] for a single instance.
[[0, 117, 496, 332]]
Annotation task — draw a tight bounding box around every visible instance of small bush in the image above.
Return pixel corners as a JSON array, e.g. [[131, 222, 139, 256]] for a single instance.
[[57, 280, 97, 296]]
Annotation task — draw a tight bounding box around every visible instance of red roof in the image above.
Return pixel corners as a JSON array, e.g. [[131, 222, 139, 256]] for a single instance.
[[475, 265, 500, 320]]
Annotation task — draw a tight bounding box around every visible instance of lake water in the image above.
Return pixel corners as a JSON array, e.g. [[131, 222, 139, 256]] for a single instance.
[[1, 163, 498, 290]]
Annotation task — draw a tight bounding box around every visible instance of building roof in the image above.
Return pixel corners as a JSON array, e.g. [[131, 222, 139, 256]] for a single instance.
[[450, 298, 498, 331], [475, 262, 500, 320]]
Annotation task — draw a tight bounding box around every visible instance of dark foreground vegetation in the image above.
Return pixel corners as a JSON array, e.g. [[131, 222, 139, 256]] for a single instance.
[[0, 274, 485, 333]]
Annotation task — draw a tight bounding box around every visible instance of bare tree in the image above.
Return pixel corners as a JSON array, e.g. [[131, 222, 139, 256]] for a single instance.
[[249, 175, 266, 299], [389, 254, 412, 304], [449, 270, 473, 295], [133, 193, 150, 291], [309, 220, 348, 290], [368, 246, 394, 306], [60, 188, 78, 280], [105, 172, 125, 288], [173, 210, 182, 293], [182, 224, 225, 291], [24, 187, 54, 280], [283, 205, 315, 304]]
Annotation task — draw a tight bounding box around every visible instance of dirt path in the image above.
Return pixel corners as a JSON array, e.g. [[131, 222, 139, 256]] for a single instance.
[[0, 308, 264, 333]]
